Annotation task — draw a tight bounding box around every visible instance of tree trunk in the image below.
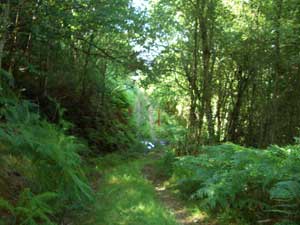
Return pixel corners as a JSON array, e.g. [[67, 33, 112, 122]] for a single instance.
[[100, 61, 107, 106], [0, 1, 10, 69], [270, 0, 283, 144], [246, 81, 257, 146], [81, 34, 94, 99], [227, 70, 249, 142], [199, 0, 216, 143]]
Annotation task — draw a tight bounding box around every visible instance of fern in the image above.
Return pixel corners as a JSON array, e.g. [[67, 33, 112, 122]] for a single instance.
[[173, 143, 300, 223], [0, 190, 57, 225], [0, 197, 14, 213], [15, 189, 57, 225], [270, 180, 300, 201], [0, 99, 93, 224]]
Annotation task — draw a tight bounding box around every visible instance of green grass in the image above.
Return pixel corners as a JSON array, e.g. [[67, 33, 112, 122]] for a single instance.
[[81, 157, 178, 225]]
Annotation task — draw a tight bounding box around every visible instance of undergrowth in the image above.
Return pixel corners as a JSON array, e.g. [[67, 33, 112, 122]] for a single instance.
[[171, 143, 300, 224], [0, 97, 93, 224]]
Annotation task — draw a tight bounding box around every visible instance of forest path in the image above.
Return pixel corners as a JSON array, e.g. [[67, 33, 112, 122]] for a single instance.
[[142, 152, 204, 225], [76, 151, 208, 225], [78, 154, 179, 225]]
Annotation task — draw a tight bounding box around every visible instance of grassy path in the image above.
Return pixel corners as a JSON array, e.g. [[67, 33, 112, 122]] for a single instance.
[[83, 157, 179, 225], [143, 163, 204, 225]]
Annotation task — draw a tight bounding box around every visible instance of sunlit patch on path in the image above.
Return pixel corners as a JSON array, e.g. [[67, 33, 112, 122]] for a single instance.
[[79, 159, 178, 225], [143, 162, 206, 225]]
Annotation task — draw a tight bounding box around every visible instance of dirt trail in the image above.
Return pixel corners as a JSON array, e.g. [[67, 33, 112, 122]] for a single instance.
[[142, 159, 203, 225]]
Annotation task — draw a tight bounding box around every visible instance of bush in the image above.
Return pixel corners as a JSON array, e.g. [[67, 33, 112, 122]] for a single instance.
[[152, 150, 177, 180], [173, 143, 300, 224], [0, 99, 92, 224], [161, 151, 177, 177], [1, 190, 57, 225]]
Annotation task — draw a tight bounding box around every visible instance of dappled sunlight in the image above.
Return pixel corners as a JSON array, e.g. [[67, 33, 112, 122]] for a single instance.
[[155, 186, 166, 191], [2, 0, 299, 224], [142, 154, 210, 225], [125, 202, 162, 216], [107, 175, 120, 184], [107, 174, 141, 185], [86, 160, 178, 225]]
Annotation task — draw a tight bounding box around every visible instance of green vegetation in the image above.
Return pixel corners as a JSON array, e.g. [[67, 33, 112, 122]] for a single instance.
[[0, 95, 92, 224], [79, 155, 178, 225], [171, 144, 300, 224], [148, 0, 300, 147], [1, 0, 300, 224]]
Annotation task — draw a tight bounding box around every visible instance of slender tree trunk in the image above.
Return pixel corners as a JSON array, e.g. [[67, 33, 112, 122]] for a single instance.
[[81, 34, 94, 99], [189, 89, 197, 126], [0, 1, 10, 69], [246, 81, 256, 146], [270, 0, 283, 144], [187, 2, 202, 141], [227, 70, 249, 142], [199, 0, 216, 143], [216, 85, 225, 142], [157, 108, 161, 126], [100, 61, 107, 106], [192, 2, 200, 136]]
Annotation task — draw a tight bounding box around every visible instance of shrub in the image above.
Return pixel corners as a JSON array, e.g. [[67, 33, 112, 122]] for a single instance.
[[173, 143, 300, 224], [1, 190, 57, 225], [0, 99, 92, 224], [160, 151, 177, 177]]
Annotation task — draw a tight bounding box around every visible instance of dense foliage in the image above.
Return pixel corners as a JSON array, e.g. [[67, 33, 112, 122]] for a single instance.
[[1, 0, 300, 224], [147, 0, 300, 147], [0, 0, 148, 222], [0, 95, 92, 224], [172, 143, 300, 224], [0, 0, 146, 153]]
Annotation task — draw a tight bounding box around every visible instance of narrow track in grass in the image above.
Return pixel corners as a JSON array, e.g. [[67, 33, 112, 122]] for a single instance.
[[79, 156, 179, 225], [143, 153, 204, 225], [143, 165, 199, 225], [76, 152, 208, 225]]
